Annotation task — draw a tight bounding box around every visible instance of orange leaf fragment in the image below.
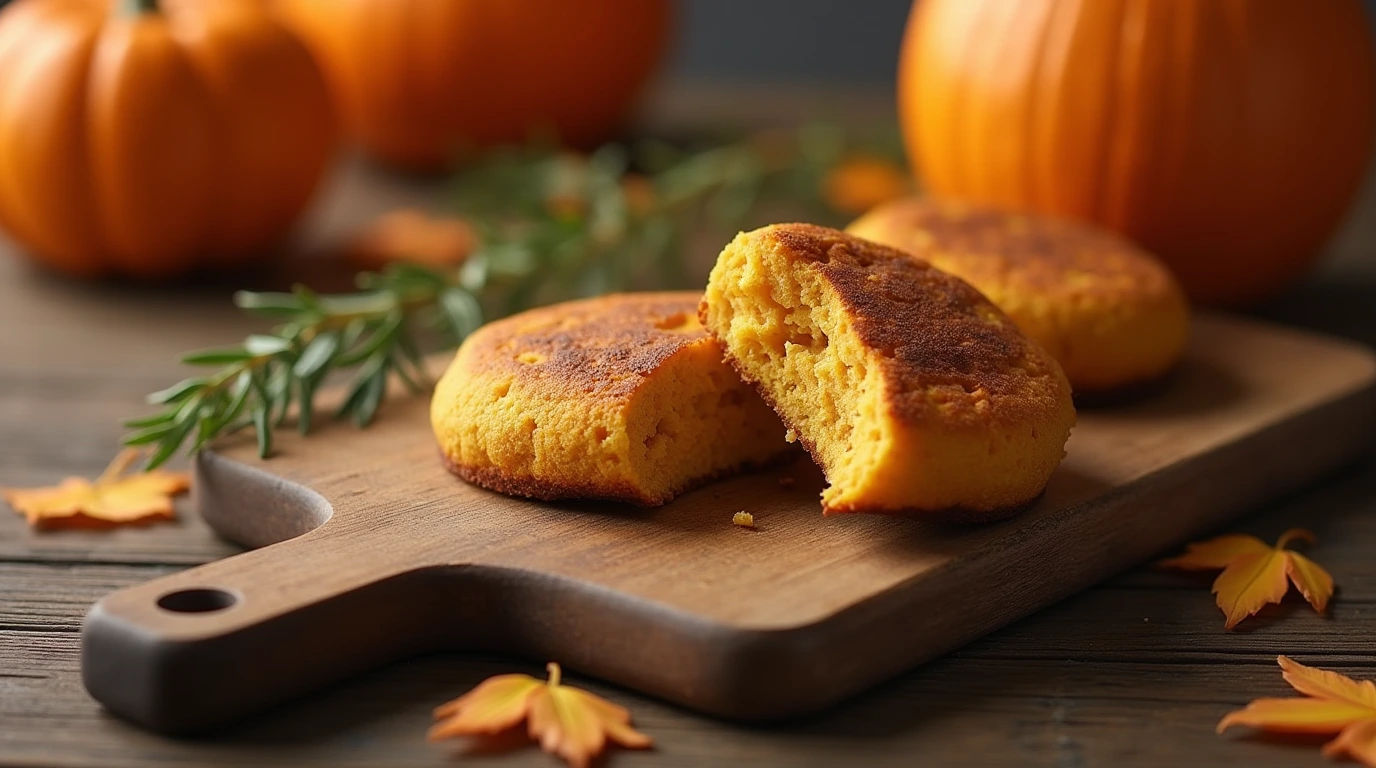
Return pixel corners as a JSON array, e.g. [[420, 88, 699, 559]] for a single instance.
[[1220, 656, 1376, 767], [345, 208, 476, 271], [429, 662, 652, 768], [2, 449, 189, 529], [1159, 528, 1334, 629], [821, 154, 912, 215]]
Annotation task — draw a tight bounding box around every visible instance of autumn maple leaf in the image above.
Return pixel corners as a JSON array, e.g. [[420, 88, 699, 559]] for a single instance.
[[429, 662, 652, 768], [1, 449, 190, 529], [1220, 656, 1376, 766], [1159, 528, 1333, 629]]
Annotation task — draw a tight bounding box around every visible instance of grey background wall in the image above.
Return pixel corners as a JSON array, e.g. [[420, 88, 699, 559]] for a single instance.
[[668, 0, 913, 85], [665, 0, 1376, 86]]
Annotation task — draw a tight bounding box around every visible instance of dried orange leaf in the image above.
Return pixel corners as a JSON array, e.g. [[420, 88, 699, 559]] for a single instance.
[[2, 450, 189, 529], [1158, 534, 1272, 570], [821, 155, 911, 215], [430, 662, 651, 768], [1217, 698, 1376, 734], [1280, 655, 1376, 709], [1286, 550, 1335, 616], [1213, 551, 1289, 630], [1323, 719, 1376, 765], [345, 209, 476, 271], [428, 674, 543, 739], [1160, 528, 1334, 629], [1220, 657, 1376, 767]]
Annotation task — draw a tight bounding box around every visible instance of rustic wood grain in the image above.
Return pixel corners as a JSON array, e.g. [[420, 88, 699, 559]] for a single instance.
[[8, 551, 1376, 768], [10, 629, 1351, 768], [72, 311, 1376, 734], [3, 85, 1376, 764]]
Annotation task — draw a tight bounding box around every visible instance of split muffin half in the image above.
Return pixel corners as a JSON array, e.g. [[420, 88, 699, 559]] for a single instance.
[[431, 292, 792, 506], [699, 224, 1075, 520]]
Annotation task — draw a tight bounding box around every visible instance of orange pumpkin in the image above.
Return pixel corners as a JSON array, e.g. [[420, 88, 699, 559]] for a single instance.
[[900, 0, 1376, 307], [0, 0, 335, 279], [274, 0, 671, 171]]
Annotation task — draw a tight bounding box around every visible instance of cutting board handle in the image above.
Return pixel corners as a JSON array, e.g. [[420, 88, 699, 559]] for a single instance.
[[81, 529, 448, 734]]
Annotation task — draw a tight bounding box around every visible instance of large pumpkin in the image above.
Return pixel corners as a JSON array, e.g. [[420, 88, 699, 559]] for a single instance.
[[900, 0, 1376, 307], [274, 0, 671, 171], [0, 0, 335, 279]]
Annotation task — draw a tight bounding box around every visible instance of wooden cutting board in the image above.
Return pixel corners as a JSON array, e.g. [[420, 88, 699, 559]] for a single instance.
[[81, 313, 1376, 735]]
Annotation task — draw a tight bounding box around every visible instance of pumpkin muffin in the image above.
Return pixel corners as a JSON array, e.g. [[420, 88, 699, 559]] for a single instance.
[[700, 224, 1075, 519], [431, 292, 792, 506], [847, 198, 1190, 393]]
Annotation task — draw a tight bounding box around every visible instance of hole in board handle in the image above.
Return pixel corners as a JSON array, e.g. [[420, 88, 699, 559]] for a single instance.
[[157, 588, 238, 614]]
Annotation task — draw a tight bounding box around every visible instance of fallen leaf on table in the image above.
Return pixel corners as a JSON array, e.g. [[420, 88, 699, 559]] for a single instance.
[[429, 662, 651, 768], [1219, 656, 1376, 767], [821, 154, 912, 215], [1, 449, 189, 529], [345, 208, 476, 271], [1159, 528, 1333, 629]]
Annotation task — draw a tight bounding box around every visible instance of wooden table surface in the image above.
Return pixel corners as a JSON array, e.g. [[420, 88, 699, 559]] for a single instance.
[[4, 94, 1376, 766]]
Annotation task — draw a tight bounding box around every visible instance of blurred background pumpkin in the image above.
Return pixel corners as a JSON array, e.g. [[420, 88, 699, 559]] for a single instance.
[[900, 0, 1376, 307], [0, 0, 336, 279], [273, 0, 672, 172]]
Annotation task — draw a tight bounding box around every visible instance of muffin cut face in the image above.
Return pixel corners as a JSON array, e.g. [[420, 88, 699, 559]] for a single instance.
[[847, 198, 1190, 393], [700, 224, 1076, 518], [431, 292, 792, 506]]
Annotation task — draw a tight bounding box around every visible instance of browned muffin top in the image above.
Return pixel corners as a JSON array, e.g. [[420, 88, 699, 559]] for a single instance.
[[460, 292, 708, 401], [761, 224, 1066, 428], [851, 198, 1175, 297]]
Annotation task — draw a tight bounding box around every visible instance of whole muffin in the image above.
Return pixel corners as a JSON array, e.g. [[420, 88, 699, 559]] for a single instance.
[[700, 224, 1075, 520], [847, 198, 1190, 393], [431, 292, 792, 506]]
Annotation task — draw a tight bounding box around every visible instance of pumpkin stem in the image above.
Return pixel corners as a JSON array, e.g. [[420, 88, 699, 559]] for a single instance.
[[123, 0, 160, 15]]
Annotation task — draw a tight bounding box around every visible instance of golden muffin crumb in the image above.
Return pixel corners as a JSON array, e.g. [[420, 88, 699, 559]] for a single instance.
[[431, 292, 793, 506], [847, 198, 1190, 393], [732, 511, 755, 527], [700, 224, 1075, 519]]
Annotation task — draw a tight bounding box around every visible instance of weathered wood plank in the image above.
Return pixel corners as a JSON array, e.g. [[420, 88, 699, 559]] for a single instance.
[[0, 564, 181, 631], [1, 627, 1364, 768], [0, 508, 240, 567]]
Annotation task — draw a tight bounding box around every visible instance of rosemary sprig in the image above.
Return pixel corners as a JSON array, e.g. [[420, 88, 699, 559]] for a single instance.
[[128, 124, 904, 468], [124, 269, 475, 468]]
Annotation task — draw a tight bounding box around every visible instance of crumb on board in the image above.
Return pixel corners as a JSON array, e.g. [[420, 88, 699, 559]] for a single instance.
[[784, 429, 798, 443], [777, 475, 796, 489], [732, 511, 755, 528]]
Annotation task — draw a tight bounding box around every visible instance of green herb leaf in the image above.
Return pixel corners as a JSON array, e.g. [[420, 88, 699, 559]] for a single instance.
[[145, 414, 197, 470], [234, 291, 305, 317], [246, 334, 294, 357], [293, 332, 341, 380], [123, 412, 175, 429], [180, 346, 252, 366], [439, 288, 483, 339], [147, 378, 208, 406], [122, 422, 177, 447], [251, 401, 272, 459]]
